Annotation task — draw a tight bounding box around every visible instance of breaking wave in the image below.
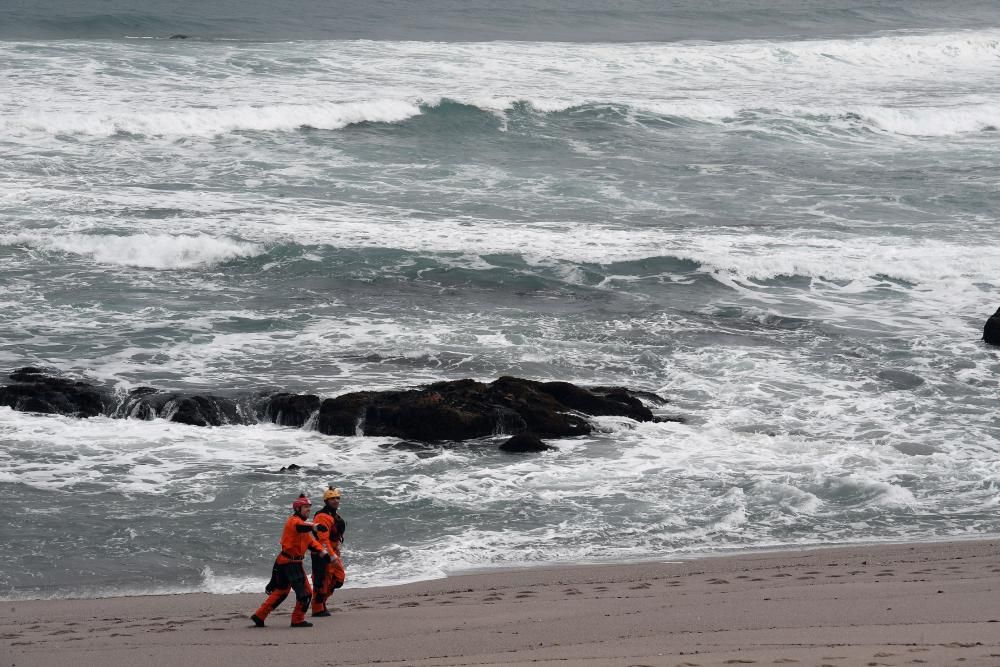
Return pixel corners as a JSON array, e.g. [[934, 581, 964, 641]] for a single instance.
[[8, 97, 1000, 140], [1, 232, 262, 269]]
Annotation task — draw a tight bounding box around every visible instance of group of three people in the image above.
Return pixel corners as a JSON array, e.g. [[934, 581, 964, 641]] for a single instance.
[[250, 486, 347, 627]]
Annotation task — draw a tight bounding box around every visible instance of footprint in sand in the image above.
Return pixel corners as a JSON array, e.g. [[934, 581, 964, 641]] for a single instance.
[[796, 576, 815, 580], [398, 601, 420, 607], [629, 582, 652, 590], [515, 592, 536, 599], [773, 573, 792, 578], [707, 578, 729, 585], [723, 660, 755, 664], [773, 660, 799, 664], [563, 588, 582, 595], [482, 595, 503, 602], [594, 586, 610, 592]]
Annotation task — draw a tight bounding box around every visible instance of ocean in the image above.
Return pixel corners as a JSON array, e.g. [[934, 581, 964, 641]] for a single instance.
[[2, 0, 1000, 600]]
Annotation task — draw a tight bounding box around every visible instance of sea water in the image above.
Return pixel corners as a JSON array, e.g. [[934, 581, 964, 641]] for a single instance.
[[2, 0, 1000, 600]]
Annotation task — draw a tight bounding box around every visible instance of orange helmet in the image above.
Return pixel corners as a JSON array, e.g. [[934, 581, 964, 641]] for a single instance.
[[323, 486, 342, 500], [292, 493, 312, 511]]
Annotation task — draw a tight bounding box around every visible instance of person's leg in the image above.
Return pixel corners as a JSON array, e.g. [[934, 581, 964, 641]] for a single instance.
[[331, 555, 346, 591], [288, 564, 313, 626], [311, 554, 329, 615], [253, 586, 290, 624]]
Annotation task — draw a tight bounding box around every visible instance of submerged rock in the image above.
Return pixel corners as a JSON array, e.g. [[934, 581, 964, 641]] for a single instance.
[[499, 433, 556, 453], [984, 307, 1000, 346]]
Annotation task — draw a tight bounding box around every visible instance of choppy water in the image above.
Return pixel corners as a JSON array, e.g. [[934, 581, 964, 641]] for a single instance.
[[2, 0, 1000, 600]]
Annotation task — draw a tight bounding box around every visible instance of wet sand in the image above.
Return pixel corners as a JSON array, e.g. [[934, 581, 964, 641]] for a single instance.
[[3, 539, 1000, 666]]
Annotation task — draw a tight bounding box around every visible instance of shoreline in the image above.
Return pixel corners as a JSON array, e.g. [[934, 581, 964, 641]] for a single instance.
[[4, 537, 1000, 666]]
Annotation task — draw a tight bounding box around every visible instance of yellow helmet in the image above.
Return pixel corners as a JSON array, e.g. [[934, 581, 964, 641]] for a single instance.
[[323, 486, 342, 500]]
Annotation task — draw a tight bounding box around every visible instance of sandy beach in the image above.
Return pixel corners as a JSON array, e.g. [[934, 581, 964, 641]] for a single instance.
[[3, 539, 999, 667]]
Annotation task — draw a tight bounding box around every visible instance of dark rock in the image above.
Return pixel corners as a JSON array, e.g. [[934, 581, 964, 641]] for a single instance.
[[0, 369, 663, 442], [316, 376, 650, 441], [116, 387, 160, 420], [122, 390, 246, 426], [263, 393, 320, 427], [165, 395, 240, 426], [379, 441, 442, 458], [169, 34, 189, 39], [590, 385, 668, 406], [0, 368, 107, 417], [540, 381, 653, 420], [278, 463, 302, 472], [984, 307, 1000, 346], [9, 367, 50, 382], [499, 433, 556, 453], [653, 415, 687, 424]]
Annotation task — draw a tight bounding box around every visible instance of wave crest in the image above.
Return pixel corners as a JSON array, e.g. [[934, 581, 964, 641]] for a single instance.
[[9, 99, 422, 138], [1, 232, 262, 268]]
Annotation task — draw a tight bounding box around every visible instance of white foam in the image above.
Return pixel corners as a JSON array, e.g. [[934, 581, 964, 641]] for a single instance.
[[5, 29, 1000, 139], [6, 100, 422, 138], [858, 104, 1000, 136], [0, 232, 262, 269]]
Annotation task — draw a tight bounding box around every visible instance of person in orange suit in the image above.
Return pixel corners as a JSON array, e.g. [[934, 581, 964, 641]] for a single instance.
[[251, 493, 328, 628], [311, 486, 347, 617]]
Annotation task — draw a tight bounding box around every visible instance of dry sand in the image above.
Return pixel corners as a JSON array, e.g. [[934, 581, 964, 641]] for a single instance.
[[3, 539, 1000, 667]]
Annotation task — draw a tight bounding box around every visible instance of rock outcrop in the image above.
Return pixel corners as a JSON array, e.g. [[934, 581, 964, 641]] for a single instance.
[[984, 307, 1000, 346], [0, 369, 664, 446], [0, 367, 107, 418], [316, 376, 655, 440]]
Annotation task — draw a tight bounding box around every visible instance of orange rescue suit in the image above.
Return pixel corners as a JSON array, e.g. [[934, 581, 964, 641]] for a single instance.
[[277, 514, 324, 564], [310, 507, 346, 615], [253, 514, 324, 626], [313, 511, 342, 555]]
